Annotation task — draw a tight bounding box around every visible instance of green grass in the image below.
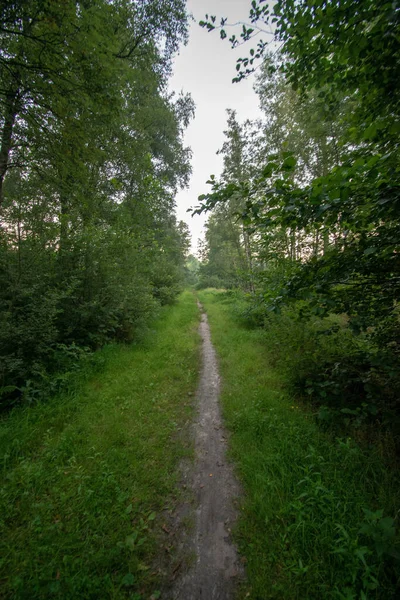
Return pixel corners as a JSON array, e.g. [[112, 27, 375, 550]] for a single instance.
[[0, 290, 200, 599], [198, 289, 400, 600]]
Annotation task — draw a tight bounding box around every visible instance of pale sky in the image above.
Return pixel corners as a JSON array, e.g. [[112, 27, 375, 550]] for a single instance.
[[169, 0, 266, 253]]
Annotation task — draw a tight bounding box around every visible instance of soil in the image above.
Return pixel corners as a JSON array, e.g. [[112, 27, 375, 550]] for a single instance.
[[169, 301, 244, 599]]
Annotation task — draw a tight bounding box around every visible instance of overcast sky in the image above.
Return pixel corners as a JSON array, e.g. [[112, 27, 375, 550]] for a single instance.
[[169, 0, 265, 253]]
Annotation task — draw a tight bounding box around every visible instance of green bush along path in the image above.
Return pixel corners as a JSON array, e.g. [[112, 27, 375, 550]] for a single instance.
[[198, 289, 399, 600], [0, 291, 200, 599]]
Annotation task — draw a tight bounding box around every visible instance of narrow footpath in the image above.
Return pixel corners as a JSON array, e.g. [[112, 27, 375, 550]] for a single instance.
[[172, 302, 243, 600]]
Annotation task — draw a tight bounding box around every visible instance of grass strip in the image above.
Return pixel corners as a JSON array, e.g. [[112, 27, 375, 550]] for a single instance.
[[0, 290, 199, 599], [198, 289, 399, 600]]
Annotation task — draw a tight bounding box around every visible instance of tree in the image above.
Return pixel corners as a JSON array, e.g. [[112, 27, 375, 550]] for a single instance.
[[197, 0, 400, 328], [199, 110, 258, 290], [0, 0, 194, 406], [195, 0, 400, 430]]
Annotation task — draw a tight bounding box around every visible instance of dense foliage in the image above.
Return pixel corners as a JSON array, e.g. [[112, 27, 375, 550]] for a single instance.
[[196, 1, 400, 436], [0, 0, 193, 407]]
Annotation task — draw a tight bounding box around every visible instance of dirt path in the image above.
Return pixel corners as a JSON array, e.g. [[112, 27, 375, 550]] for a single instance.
[[171, 302, 243, 599]]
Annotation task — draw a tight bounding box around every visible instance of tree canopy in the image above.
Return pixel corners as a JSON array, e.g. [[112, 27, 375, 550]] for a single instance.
[[0, 0, 193, 406]]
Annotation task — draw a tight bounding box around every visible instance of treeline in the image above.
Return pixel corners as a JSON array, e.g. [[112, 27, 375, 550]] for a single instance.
[[0, 0, 193, 407], [196, 0, 400, 439]]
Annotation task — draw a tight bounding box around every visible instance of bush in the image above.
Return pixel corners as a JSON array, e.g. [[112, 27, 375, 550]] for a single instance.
[[239, 297, 400, 437], [0, 224, 184, 408]]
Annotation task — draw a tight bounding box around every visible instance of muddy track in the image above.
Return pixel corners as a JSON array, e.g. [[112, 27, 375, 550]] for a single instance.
[[171, 301, 243, 599]]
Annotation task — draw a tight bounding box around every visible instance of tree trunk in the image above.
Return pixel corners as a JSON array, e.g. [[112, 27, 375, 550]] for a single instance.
[[314, 227, 320, 257], [323, 228, 330, 254], [0, 89, 19, 205], [243, 226, 255, 293], [290, 229, 296, 261]]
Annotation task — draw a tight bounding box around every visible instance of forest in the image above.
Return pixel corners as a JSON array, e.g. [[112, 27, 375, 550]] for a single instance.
[[1, 1, 400, 599], [0, 0, 193, 407], [196, 0, 400, 441]]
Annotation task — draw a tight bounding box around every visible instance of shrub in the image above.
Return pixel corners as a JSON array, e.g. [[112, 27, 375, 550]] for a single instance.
[[239, 297, 400, 437]]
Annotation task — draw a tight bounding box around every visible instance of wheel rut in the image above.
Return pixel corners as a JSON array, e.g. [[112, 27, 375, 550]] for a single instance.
[[171, 301, 243, 599]]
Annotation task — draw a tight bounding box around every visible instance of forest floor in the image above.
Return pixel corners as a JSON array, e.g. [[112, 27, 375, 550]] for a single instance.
[[1, 289, 398, 599]]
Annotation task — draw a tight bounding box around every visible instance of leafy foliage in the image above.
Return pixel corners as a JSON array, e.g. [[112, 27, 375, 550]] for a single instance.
[[195, 1, 400, 434], [0, 0, 193, 406]]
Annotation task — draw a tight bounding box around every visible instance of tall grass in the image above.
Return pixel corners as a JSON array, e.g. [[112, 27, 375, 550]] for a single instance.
[[0, 291, 200, 599], [198, 289, 400, 600]]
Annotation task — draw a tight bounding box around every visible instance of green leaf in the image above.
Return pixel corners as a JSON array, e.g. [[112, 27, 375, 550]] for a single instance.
[[363, 122, 378, 140], [353, 157, 365, 169], [262, 162, 278, 178], [121, 573, 135, 587], [366, 155, 381, 169], [282, 156, 296, 170], [0, 385, 19, 397], [125, 533, 138, 550], [389, 122, 400, 134]]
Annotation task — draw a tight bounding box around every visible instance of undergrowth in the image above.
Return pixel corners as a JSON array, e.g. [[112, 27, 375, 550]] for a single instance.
[[0, 291, 199, 599], [198, 289, 400, 600], [229, 290, 400, 440]]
